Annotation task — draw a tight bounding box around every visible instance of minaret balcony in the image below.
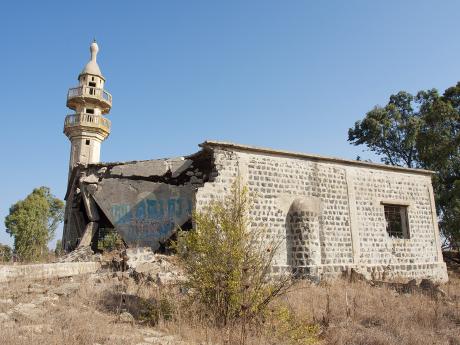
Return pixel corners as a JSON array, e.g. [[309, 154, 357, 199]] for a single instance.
[[64, 113, 111, 137], [67, 86, 112, 113]]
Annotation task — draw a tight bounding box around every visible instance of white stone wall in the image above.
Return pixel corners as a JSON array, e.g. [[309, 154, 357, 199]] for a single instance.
[[0, 262, 101, 283], [196, 147, 448, 282]]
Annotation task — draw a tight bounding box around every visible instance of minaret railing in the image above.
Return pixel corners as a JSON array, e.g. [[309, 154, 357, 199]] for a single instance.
[[64, 113, 111, 132], [67, 86, 112, 105]]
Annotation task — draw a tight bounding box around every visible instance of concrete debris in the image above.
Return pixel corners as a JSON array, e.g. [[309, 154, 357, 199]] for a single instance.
[[81, 174, 99, 184], [156, 271, 180, 286], [58, 246, 99, 263], [81, 184, 100, 222], [125, 248, 185, 286], [78, 221, 99, 248], [0, 261, 101, 283]]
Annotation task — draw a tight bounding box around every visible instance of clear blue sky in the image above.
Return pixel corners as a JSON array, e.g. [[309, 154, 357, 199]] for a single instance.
[[1, 1, 459, 248]]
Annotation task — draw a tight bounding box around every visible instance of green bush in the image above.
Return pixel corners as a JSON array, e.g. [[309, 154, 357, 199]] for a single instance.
[[98, 230, 124, 252], [0, 244, 12, 262], [138, 296, 175, 325], [175, 180, 291, 327], [54, 239, 63, 257]]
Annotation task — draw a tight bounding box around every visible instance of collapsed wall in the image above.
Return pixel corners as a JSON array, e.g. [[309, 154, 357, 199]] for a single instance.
[[62, 149, 214, 251]]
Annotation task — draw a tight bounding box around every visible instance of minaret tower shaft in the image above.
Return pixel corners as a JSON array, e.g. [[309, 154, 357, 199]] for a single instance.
[[64, 41, 112, 175]]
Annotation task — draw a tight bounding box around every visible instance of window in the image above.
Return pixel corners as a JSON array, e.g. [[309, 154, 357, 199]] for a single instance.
[[89, 82, 96, 87], [86, 108, 94, 114], [85, 139, 90, 145], [91, 77, 94, 81], [383, 204, 409, 239]]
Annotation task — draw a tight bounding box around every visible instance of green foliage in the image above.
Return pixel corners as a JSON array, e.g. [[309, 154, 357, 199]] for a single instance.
[[54, 239, 63, 257], [349, 82, 460, 248], [0, 244, 12, 262], [98, 230, 124, 251], [417, 83, 460, 248], [4, 187, 64, 262], [138, 297, 175, 325], [348, 91, 423, 168], [175, 180, 291, 327]]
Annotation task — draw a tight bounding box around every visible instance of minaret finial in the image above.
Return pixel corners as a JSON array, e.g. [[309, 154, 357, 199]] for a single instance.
[[90, 40, 99, 62]]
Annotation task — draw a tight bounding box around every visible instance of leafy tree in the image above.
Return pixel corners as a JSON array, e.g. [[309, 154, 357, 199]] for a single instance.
[[349, 83, 460, 249], [4, 187, 64, 262], [417, 83, 460, 248], [348, 91, 423, 168], [175, 180, 291, 328], [0, 244, 12, 262]]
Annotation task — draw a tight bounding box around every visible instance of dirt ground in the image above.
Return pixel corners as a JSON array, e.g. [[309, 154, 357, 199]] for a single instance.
[[0, 255, 459, 345]]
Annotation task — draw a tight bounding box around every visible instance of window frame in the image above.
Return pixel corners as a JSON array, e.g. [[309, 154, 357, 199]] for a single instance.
[[380, 201, 410, 239]]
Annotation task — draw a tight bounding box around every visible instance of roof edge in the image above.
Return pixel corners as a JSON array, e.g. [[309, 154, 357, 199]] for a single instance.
[[199, 140, 435, 176]]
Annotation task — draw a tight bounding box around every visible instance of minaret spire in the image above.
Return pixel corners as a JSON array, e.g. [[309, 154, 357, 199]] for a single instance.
[[64, 41, 112, 177]]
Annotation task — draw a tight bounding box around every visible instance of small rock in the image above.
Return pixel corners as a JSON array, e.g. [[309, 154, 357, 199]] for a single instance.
[[28, 283, 47, 294], [118, 311, 134, 323], [33, 295, 59, 305], [143, 337, 158, 343], [142, 330, 166, 337], [10, 302, 43, 321], [21, 324, 53, 334], [52, 282, 81, 297]]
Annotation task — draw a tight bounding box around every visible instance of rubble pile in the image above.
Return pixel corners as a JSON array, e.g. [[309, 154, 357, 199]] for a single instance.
[[57, 246, 101, 263]]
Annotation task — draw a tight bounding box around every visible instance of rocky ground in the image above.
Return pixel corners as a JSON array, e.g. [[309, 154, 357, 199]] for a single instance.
[[0, 252, 190, 345], [1, 250, 460, 345]]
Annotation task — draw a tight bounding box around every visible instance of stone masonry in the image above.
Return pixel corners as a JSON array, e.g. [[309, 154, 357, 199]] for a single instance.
[[63, 141, 448, 283]]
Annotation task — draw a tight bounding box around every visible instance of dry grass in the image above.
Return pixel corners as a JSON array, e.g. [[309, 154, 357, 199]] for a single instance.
[[285, 276, 460, 345], [0, 266, 459, 345]]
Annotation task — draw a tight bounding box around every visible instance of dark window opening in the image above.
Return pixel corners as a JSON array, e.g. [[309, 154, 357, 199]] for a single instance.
[[89, 82, 96, 87], [383, 204, 409, 239], [85, 139, 90, 145], [86, 108, 94, 114], [92, 77, 95, 81]]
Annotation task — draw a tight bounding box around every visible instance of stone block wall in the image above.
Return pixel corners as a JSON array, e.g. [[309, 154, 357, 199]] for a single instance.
[[196, 143, 448, 282]]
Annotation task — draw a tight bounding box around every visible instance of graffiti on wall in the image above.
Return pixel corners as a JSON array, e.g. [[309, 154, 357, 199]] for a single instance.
[[110, 196, 193, 247]]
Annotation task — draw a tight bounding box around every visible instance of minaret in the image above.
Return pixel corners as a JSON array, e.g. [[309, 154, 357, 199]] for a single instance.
[[64, 41, 112, 175]]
